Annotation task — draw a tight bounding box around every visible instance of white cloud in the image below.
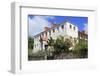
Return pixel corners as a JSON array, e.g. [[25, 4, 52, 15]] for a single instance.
[[37, 16, 55, 20], [83, 23, 88, 34], [29, 16, 52, 37], [45, 16, 55, 19]]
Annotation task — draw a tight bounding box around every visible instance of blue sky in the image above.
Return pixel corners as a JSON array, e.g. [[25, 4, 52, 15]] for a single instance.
[[28, 15, 88, 37]]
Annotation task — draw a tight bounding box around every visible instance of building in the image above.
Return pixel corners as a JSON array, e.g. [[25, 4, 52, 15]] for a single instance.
[[78, 31, 88, 40], [32, 21, 79, 53]]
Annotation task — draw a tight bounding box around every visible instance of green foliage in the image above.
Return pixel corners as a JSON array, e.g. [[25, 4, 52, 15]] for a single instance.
[[47, 36, 72, 55], [32, 50, 45, 56], [28, 50, 46, 60], [46, 37, 54, 57], [53, 36, 71, 55], [28, 49, 33, 56], [28, 37, 34, 49], [47, 37, 54, 46], [74, 39, 88, 58]]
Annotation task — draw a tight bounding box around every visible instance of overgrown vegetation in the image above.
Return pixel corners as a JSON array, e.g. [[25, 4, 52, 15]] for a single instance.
[[28, 37, 34, 56], [28, 36, 88, 60], [47, 36, 72, 55], [47, 36, 88, 59], [28, 37, 34, 49], [74, 39, 88, 58]]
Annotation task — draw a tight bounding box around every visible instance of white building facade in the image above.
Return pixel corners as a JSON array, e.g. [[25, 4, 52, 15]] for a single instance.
[[33, 21, 78, 53]]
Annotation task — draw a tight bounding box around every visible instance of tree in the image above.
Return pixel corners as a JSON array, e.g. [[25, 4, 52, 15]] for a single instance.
[[47, 36, 72, 55], [28, 37, 34, 49], [53, 36, 72, 55], [47, 37, 54, 46], [47, 37, 55, 57], [74, 39, 88, 58]]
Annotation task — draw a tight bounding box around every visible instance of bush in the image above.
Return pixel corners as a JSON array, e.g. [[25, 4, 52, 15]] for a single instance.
[[28, 37, 34, 49], [74, 39, 88, 58], [47, 36, 72, 56]]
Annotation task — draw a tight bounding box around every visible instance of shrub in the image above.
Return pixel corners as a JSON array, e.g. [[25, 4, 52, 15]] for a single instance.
[[74, 39, 88, 58]]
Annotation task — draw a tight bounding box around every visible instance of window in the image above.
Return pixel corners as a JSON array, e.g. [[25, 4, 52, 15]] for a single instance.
[[45, 32, 47, 36], [74, 26, 75, 30], [53, 29, 55, 33], [62, 25, 64, 29], [70, 25, 72, 29], [49, 30, 51, 36], [42, 33, 44, 36]]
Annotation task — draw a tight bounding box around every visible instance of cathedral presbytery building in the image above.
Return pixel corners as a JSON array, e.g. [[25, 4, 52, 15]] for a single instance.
[[32, 21, 87, 53]]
